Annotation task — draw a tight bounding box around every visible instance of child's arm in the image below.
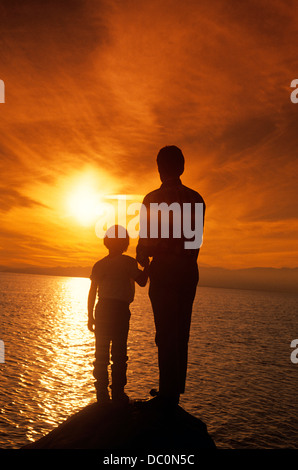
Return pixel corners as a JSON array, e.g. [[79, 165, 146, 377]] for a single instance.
[[135, 264, 149, 287], [87, 280, 97, 332]]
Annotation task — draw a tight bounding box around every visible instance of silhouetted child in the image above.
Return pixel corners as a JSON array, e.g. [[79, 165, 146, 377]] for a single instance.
[[88, 225, 149, 404]]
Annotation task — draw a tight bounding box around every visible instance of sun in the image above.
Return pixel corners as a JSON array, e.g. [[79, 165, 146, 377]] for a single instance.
[[67, 185, 100, 226], [64, 170, 139, 230], [65, 172, 107, 227]]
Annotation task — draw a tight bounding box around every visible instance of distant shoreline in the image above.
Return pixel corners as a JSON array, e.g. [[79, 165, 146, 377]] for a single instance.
[[1, 265, 298, 295]]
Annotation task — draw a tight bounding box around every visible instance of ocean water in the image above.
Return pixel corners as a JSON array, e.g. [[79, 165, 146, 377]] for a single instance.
[[0, 272, 298, 449]]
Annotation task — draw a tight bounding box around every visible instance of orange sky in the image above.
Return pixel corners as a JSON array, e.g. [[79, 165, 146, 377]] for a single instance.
[[1, 0, 298, 270]]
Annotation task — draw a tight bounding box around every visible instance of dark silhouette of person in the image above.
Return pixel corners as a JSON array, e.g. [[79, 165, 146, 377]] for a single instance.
[[88, 225, 148, 404], [136, 146, 206, 407]]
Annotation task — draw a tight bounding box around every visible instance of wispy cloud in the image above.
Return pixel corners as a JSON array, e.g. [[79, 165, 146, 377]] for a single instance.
[[1, 0, 298, 268], [0, 186, 48, 213]]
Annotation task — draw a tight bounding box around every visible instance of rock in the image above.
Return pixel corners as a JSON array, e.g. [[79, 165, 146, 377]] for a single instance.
[[22, 400, 216, 450]]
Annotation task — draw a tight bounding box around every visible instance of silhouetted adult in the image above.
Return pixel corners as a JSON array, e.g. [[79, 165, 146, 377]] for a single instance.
[[136, 146, 206, 407]]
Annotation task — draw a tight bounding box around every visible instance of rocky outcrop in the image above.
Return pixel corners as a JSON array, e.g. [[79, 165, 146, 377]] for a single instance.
[[22, 400, 216, 450]]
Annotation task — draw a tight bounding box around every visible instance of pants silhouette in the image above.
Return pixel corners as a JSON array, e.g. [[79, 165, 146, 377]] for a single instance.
[[148, 256, 198, 399], [93, 299, 130, 394]]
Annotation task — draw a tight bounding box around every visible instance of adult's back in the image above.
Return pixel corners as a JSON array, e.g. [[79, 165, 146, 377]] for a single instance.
[[136, 146, 206, 406]]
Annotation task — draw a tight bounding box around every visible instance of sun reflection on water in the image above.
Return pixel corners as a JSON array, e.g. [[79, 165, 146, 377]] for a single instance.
[[0, 274, 97, 446], [35, 277, 95, 418], [2, 273, 298, 449]]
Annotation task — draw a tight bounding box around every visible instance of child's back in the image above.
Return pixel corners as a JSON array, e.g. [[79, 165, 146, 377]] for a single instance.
[[91, 253, 141, 305], [87, 226, 148, 404]]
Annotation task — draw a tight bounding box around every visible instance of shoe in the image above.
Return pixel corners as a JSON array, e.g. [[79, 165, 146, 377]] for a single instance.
[[139, 393, 179, 410], [96, 388, 111, 404], [112, 391, 130, 405]]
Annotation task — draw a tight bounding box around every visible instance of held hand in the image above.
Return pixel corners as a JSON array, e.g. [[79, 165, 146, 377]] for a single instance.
[[88, 318, 95, 333], [142, 257, 150, 269], [137, 253, 150, 268]]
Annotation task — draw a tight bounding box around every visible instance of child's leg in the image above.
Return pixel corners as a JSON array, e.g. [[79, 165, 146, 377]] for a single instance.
[[94, 302, 111, 400], [110, 302, 131, 398], [93, 332, 110, 395]]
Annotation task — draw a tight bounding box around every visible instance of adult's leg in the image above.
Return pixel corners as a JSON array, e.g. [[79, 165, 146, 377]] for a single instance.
[[176, 283, 197, 394], [148, 256, 198, 403], [149, 282, 181, 401], [149, 280, 198, 398]]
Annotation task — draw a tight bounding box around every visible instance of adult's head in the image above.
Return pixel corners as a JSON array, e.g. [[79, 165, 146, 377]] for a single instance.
[[104, 225, 129, 254], [156, 146, 185, 181]]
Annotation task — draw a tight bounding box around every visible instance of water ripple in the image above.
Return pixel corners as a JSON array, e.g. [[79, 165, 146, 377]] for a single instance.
[[0, 273, 298, 449]]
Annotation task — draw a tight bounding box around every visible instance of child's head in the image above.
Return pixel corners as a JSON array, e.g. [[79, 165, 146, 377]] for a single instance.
[[104, 225, 129, 254]]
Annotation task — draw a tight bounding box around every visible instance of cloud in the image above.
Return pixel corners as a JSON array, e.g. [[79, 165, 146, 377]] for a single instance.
[[0, 186, 48, 213], [0, 0, 298, 268]]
